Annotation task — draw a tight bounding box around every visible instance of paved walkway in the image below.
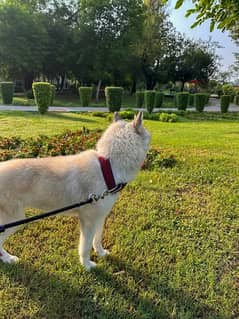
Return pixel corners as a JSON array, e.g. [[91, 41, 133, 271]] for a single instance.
[[0, 99, 238, 113]]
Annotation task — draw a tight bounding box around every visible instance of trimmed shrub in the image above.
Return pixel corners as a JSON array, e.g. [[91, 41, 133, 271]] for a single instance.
[[136, 91, 144, 108], [194, 93, 206, 112], [175, 92, 189, 111], [154, 92, 164, 108], [0, 82, 14, 104], [105, 87, 123, 112], [159, 112, 177, 122], [144, 90, 155, 113], [79, 87, 92, 107], [223, 84, 235, 103], [220, 95, 231, 113], [50, 85, 56, 106], [188, 94, 194, 106], [203, 93, 210, 104], [32, 82, 52, 114]]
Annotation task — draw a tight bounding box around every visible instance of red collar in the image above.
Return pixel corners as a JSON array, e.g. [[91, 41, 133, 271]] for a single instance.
[[98, 156, 117, 190]]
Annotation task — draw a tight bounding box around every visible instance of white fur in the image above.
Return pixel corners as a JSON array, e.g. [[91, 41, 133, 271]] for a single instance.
[[0, 112, 151, 269]]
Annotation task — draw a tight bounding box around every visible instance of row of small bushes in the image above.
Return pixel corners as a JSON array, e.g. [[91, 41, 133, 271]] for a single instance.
[[0, 81, 56, 114], [175, 92, 210, 112], [79, 86, 124, 112], [92, 110, 178, 122]]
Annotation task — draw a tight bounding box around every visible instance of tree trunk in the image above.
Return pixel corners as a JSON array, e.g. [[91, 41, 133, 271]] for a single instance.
[[181, 81, 185, 92], [60, 74, 65, 93], [24, 72, 34, 91], [130, 79, 137, 95], [95, 79, 102, 103]]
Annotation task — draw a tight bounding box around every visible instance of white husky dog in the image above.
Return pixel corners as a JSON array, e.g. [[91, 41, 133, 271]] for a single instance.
[[0, 112, 151, 270]]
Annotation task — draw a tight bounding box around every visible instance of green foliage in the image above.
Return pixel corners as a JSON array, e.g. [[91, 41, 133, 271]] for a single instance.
[[0, 81, 14, 104], [159, 112, 178, 122], [220, 95, 231, 113], [144, 90, 155, 113], [166, 0, 239, 36], [154, 92, 164, 108], [222, 84, 235, 95], [0, 129, 102, 161], [194, 93, 206, 112], [143, 148, 177, 170], [32, 82, 52, 114], [176, 92, 189, 111], [135, 91, 144, 108], [79, 87, 93, 107], [188, 94, 194, 106], [105, 87, 123, 112]]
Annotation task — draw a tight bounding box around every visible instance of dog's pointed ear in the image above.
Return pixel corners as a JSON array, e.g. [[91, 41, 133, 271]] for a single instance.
[[113, 112, 121, 122], [133, 111, 143, 131]]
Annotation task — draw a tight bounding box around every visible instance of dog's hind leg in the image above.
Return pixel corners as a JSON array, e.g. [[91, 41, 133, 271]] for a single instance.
[[0, 205, 24, 264], [0, 227, 20, 264], [93, 216, 109, 257]]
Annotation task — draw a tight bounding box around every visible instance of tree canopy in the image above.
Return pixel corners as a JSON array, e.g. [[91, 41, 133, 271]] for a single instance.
[[0, 0, 220, 91], [163, 0, 239, 40]]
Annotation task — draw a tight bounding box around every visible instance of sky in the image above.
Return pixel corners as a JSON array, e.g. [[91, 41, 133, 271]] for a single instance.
[[167, 0, 239, 77]]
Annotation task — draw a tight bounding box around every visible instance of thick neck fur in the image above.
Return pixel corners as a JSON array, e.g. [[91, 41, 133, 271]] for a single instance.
[[96, 120, 150, 184]]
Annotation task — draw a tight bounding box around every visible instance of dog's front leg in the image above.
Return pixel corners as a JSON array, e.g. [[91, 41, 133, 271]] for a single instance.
[[93, 216, 109, 257], [79, 216, 97, 270]]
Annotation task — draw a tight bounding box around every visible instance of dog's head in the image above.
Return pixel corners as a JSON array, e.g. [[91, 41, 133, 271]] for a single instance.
[[96, 112, 151, 180]]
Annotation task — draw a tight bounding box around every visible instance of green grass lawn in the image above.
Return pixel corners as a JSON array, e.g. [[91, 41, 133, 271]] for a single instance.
[[0, 111, 238, 319]]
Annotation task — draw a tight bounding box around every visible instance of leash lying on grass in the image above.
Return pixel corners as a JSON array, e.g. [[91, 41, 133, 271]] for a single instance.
[[0, 183, 126, 233]]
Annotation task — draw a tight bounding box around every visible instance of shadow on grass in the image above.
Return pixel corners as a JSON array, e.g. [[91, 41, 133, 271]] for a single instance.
[[0, 255, 229, 319]]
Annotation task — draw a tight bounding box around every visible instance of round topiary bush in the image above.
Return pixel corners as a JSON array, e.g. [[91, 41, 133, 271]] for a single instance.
[[79, 87, 93, 107], [144, 90, 155, 113], [32, 82, 52, 114], [194, 93, 206, 112], [220, 95, 231, 113], [175, 92, 189, 111], [0, 82, 14, 104], [136, 91, 144, 108], [154, 92, 164, 108], [105, 87, 123, 112]]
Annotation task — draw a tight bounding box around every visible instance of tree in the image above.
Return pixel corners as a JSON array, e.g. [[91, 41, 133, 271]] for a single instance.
[[76, 0, 145, 98], [163, 0, 239, 40], [0, 2, 48, 89], [160, 38, 219, 90], [135, 0, 175, 89]]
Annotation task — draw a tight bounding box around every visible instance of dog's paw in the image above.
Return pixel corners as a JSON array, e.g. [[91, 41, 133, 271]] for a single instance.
[[82, 260, 97, 271], [0, 253, 19, 264], [97, 249, 110, 257]]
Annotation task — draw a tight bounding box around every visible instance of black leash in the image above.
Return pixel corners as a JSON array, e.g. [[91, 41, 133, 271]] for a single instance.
[[0, 183, 126, 234]]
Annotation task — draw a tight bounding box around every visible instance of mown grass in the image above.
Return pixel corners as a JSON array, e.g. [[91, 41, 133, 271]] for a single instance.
[[0, 111, 239, 319]]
